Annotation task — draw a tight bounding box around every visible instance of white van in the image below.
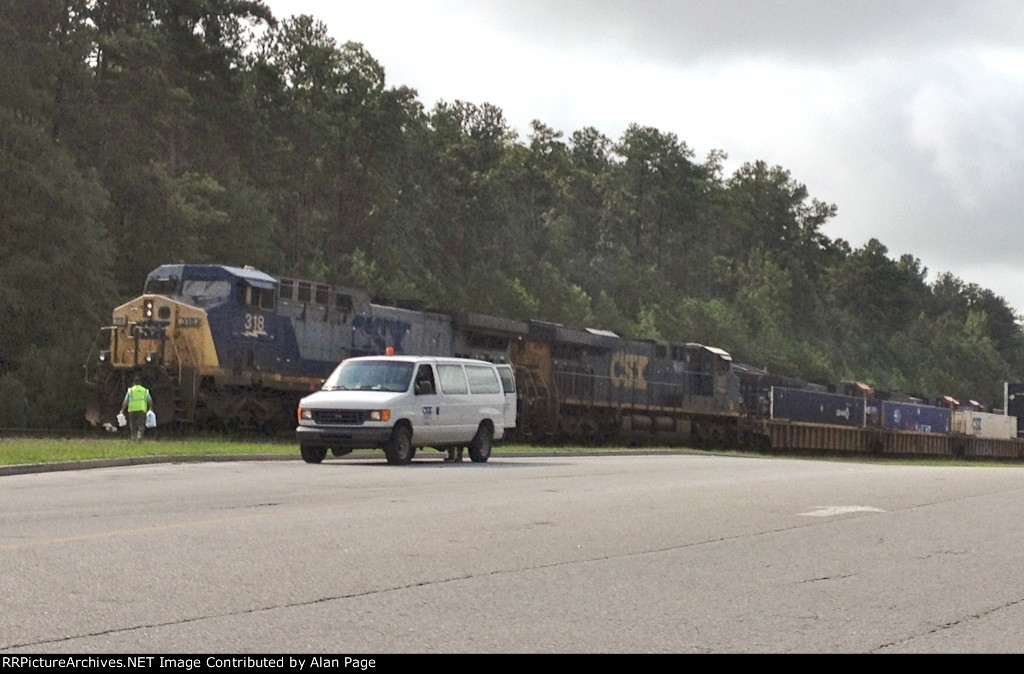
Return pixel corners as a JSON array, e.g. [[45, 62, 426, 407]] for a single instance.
[[296, 355, 514, 465]]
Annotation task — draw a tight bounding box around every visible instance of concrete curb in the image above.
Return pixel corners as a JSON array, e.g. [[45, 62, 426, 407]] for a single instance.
[[0, 453, 299, 476], [0, 449, 694, 476]]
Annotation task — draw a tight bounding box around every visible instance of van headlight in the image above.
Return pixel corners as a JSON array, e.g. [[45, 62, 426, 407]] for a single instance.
[[298, 408, 312, 421], [369, 410, 391, 421]]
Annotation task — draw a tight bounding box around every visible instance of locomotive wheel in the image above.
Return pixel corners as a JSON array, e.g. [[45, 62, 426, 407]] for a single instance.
[[468, 424, 493, 463], [384, 425, 414, 465], [300, 446, 327, 464]]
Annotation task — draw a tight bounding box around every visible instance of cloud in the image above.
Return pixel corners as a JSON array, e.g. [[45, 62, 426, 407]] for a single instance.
[[483, 0, 1024, 62]]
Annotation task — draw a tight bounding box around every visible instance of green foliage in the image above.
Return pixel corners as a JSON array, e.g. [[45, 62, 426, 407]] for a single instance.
[[0, 108, 115, 428], [0, 375, 29, 428], [632, 305, 663, 341], [659, 297, 750, 353], [517, 261, 593, 325], [461, 270, 541, 320]]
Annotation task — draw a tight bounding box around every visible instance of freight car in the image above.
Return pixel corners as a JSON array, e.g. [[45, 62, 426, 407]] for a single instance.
[[84, 263, 743, 448]]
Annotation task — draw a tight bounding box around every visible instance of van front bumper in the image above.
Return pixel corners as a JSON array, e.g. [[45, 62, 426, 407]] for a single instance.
[[296, 425, 393, 449]]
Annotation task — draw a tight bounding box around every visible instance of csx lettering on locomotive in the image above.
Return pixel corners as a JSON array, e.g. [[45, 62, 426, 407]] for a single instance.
[[610, 352, 649, 391]]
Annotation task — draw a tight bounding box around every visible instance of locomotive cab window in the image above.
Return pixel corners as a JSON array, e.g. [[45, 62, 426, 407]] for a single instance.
[[145, 276, 180, 296], [254, 286, 276, 310], [182, 279, 231, 306], [238, 283, 276, 310]]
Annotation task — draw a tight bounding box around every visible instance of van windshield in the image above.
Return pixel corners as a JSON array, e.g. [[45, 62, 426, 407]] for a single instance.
[[323, 360, 414, 392]]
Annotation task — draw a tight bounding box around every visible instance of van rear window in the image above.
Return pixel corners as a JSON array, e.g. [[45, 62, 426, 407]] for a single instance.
[[466, 365, 500, 394], [497, 367, 516, 393]]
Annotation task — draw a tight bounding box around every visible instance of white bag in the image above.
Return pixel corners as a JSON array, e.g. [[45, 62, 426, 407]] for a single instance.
[[117, 413, 127, 427], [145, 410, 157, 428]]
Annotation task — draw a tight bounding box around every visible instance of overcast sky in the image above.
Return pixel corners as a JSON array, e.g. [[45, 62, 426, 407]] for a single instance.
[[261, 1, 1024, 316]]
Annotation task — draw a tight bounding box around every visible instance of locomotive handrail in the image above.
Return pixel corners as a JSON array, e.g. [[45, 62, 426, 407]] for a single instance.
[[549, 367, 687, 411], [168, 333, 200, 411]]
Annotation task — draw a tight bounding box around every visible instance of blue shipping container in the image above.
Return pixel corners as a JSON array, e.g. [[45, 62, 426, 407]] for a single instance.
[[879, 401, 951, 434], [771, 387, 865, 427]]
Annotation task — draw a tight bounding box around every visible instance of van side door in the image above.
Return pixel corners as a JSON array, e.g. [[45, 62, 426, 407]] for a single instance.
[[411, 363, 444, 446]]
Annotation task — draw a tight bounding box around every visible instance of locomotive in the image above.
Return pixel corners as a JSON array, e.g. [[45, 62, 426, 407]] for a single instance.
[[84, 263, 741, 445]]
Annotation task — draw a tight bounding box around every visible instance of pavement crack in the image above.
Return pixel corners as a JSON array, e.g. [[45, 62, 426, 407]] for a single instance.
[[874, 595, 1024, 652]]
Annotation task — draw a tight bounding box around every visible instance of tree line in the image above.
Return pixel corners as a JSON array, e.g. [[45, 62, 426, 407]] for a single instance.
[[2, 0, 1022, 428]]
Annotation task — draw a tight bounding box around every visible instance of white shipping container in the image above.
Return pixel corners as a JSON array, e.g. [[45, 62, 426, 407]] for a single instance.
[[951, 410, 1017, 439]]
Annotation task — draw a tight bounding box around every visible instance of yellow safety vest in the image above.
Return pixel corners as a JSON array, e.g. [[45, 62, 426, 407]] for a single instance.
[[127, 385, 150, 412]]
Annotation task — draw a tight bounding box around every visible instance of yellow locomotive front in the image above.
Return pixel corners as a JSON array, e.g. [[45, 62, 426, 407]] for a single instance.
[[85, 293, 218, 429]]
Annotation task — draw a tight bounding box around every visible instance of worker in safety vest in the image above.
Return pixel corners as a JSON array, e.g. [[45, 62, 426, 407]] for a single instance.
[[120, 375, 153, 441]]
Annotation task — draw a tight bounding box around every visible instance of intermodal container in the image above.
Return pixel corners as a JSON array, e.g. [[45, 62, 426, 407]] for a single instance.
[[770, 387, 865, 427], [952, 410, 1016, 439], [879, 401, 951, 434]]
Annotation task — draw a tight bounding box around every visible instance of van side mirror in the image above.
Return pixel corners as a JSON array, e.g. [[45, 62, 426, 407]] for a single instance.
[[415, 380, 432, 395]]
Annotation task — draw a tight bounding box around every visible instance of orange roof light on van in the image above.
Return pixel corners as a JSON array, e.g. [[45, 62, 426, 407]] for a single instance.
[[385, 346, 395, 356]]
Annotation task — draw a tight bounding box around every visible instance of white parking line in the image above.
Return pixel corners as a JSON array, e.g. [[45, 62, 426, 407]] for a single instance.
[[800, 505, 886, 517]]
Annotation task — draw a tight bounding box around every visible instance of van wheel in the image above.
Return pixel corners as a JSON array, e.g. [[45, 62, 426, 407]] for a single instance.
[[384, 425, 414, 465], [300, 446, 327, 464], [468, 424, 493, 463]]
